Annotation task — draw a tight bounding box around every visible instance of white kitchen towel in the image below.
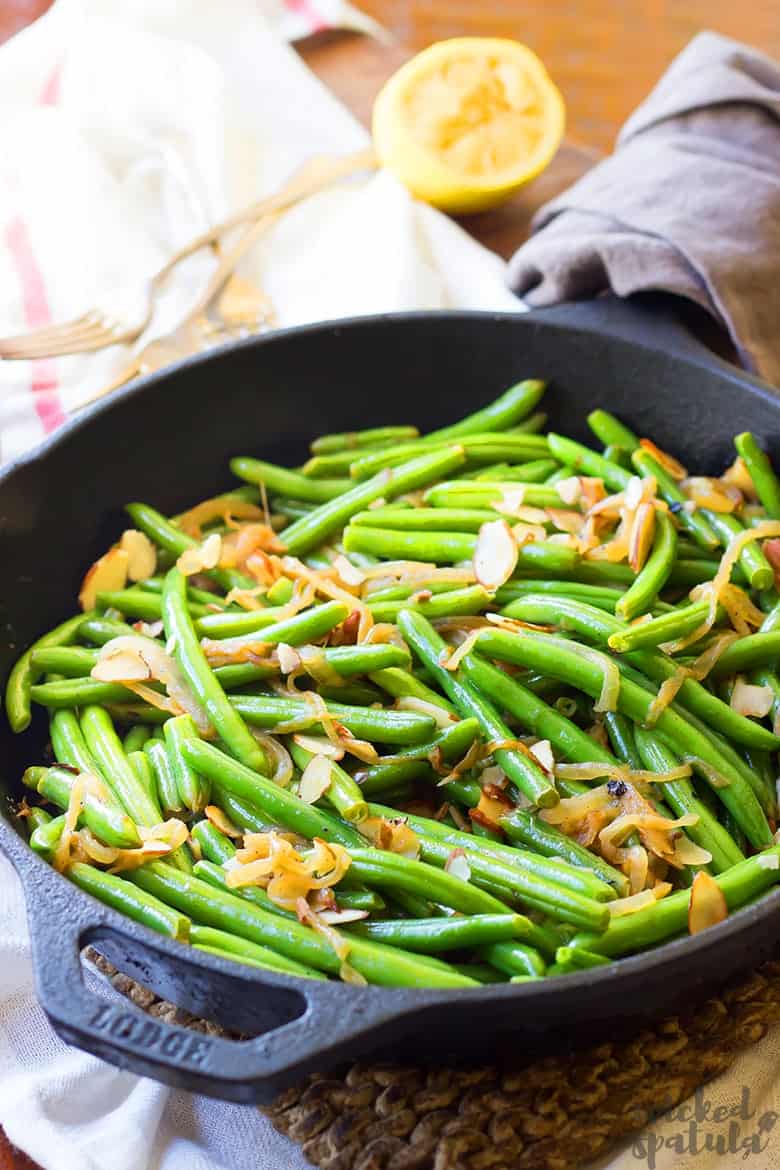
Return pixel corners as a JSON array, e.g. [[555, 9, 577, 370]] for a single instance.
[[0, 0, 519, 466], [0, 4, 777, 1170]]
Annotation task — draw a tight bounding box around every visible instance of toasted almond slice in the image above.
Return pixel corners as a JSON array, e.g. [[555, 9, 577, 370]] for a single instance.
[[529, 739, 555, 773], [178, 533, 222, 576], [730, 677, 774, 719], [473, 519, 518, 592], [688, 871, 728, 935], [556, 477, 582, 506], [120, 529, 157, 582], [445, 847, 471, 882], [639, 438, 687, 480], [91, 648, 152, 683], [628, 501, 656, 573], [299, 754, 332, 804], [79, 546, 130, 611], [277, 643, 302, 675], [293, 734, 345, 761]]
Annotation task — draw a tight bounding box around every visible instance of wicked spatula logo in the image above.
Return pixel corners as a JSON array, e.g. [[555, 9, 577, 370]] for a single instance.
[[632, 1087, 778, 1167]]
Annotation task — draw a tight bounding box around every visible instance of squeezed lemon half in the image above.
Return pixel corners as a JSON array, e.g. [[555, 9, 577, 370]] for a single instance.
[[372, 37, 565, 214]]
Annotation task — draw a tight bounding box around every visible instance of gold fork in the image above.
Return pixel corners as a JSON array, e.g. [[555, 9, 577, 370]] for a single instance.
[[76, 211, 279, 409], [0, 147, 376, 360]]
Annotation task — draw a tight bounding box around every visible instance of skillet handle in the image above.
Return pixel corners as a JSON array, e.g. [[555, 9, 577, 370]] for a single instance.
[[526, 292, 741, 372], [22, 864, 404, 1103]]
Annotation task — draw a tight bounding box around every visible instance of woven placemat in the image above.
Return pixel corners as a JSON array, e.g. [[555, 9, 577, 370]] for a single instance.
[[86, 948, 780, 1170]]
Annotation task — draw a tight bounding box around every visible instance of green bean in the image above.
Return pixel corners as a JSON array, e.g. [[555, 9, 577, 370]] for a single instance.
[[162, 567, 267, 775], [368, 585, 492, 623], [80, 706, 163, 826], [423, 481, 566, 510], [571, 845, 780, 957], [553, 946, 610, 972], [350, 435, 550, 480], [632, 727, 744, 872], [265, 577, 295, 605], [607, 601, 721, 653], [78, 616, 138, 645], [353, 507, 502, 532], [190, 819, 236, 865], [228, 459, 350, 502], [502, 594, 778, 751], [49, 709, 102, 774], [208, 789, 272, 835], [615, 511, 677, 620], [23, 765, 141, 849], [344, 524, 578, 575], [397, 610, 558, 808], [311, 424, 419, 455], [231, 693, 436, 744], [345, 848, 511, 915], [354, 717, 480, 791], [131, 862, 477, 987], [474, 458, 557, 483], [128, 751, 159, 807], [373, 805, 617, 907], [587, 410, 639, 452], [189, 925, 325, 979], [200, 600, 348, 651], [335, 889, 386, 913], [347, 914, 532, 953], [471, 627, 773, 849], [144, 738, 183, 815], [603, 711, 642, 768], [368, 665, 458, 714], [31, 678, 138, 708], [30, 814, 66, 858], [25, 806, 53, 835], [546, 433, 631, 492], [276, 447, 467, 556], [364, 578, 470, 603], [702, 510, 774, 591], [709, 631, 780, 676], [5, 611, 95, 733], [195, 604, 312, 640], [499, 809, 629, 895], [140, 577, 228, 609], [507, 412, 549, 436], [425, 380, 546, 441], [159, 715, 205, 812], [125, 502, 251, 592], [289, 741, 368, 824], [735, 433, 780, 519], [32, 646, 99, 677], [181, 737, 362, 846], [497, 579, 627, 612], [97, 588, 201, 623], [478, 942, 546, 978], [123, 725, 153, 754], [69, 862, 189, 940], [631, 450, 719, 549]]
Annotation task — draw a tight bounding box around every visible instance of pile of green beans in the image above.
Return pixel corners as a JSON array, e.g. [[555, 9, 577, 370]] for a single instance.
[[7, 379, 780, 989]]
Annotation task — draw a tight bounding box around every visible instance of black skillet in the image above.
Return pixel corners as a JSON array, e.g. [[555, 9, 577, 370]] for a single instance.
[[1, 297, 779, 1104]]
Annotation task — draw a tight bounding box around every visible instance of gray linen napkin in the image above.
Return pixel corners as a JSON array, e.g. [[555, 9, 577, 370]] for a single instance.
[[508, 32, 780, 386]]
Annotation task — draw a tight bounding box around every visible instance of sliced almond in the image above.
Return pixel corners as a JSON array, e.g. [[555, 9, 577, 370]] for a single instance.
[[177, 532, 222, 576], [276, 643, 302, 675], [298, 754, 332, 804], [473, 519, 518, 592], [78, 546, 129, 611], [688, 871, 728, 935], [529, 739, 555, 774], [639, 438, 687, 480], [91, 647, 151, 683], [293, 734, 345, 761], [730, 677, 773, 719], [445, 847, 471, 882], [628, 501, 656, 573], [120, 529, 157, 582], [556, 477, 582, 506]]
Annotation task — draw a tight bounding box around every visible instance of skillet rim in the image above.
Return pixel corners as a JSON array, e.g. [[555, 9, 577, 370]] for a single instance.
[[2, 306, 780, 1060]]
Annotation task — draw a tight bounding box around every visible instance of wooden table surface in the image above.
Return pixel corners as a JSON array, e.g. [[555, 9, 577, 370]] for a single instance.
[[0, 2, 777, 1166]]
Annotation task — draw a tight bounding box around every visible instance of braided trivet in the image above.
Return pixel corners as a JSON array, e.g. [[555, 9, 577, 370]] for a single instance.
[[86, 948, 780, 1170]]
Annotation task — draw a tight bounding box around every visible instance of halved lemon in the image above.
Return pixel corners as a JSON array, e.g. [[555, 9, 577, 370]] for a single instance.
[[372, 37, 565, 214]]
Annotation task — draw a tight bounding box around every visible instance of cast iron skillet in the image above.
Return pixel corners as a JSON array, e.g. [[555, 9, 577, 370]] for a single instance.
[[1, 298, 779, 1104]]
